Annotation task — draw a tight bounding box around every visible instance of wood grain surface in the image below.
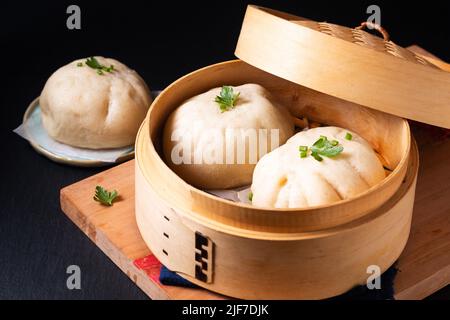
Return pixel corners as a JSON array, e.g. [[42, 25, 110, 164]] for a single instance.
[[60, 134, 449, 300], [235, 6, 450, 129], [60, 44, 449, 299]]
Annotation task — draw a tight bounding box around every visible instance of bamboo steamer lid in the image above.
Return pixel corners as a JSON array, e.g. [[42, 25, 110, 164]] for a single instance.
[[235, 5, 450, 129]]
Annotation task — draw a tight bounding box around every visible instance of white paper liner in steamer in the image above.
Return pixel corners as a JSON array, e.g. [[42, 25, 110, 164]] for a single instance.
[[207, 186, 252, 204]]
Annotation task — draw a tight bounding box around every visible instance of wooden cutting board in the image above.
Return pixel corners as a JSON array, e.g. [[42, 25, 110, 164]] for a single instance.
[[61, 158, 223, 300], [60, 46, 450, 300], [60, 126, 450, 300]]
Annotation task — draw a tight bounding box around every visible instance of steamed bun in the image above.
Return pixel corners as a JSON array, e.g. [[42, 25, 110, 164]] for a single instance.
[[163, 84, 294, 189], [40, 57, 152, 149], [251, 126, 385, 208]]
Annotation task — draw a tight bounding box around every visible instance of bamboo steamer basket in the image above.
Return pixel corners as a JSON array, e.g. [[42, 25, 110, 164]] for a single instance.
[[135, 5, 450, 299]]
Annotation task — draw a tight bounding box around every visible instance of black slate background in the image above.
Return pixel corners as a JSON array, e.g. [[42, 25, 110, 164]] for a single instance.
[[0, 0, 448, 299]]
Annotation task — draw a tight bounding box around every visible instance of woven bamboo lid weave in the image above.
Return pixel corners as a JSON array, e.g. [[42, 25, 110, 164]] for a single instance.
[[235, 5, 450, 128]]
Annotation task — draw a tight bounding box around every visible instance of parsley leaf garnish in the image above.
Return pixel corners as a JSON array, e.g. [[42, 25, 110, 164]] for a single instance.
[[83, 57, 115, 75], [311, 135, 344, 157], [215, 86, 240, 112], [299, 135, 344, 161], [93, 185, 119, 206]]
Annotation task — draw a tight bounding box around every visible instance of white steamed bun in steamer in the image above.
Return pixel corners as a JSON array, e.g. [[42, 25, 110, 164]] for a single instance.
[[40, 56, 152, 149], [251, 126, 386, 208], [163, 84, 295, 189]]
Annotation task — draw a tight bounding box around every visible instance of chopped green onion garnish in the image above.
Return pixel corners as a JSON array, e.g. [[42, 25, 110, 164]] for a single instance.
[[345, 132, 353, 141], [311, 151, 323, 162], [299, 145, 308, 158]]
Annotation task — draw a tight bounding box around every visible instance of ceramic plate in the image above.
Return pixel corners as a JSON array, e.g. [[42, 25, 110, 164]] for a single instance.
[[17, 95, 158, 167]]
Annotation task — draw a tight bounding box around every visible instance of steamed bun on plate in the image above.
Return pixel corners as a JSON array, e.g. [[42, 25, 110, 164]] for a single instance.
[[251, 126, 386, 208], [163, 84, 294, 189], [40, 57, 152, 149]]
